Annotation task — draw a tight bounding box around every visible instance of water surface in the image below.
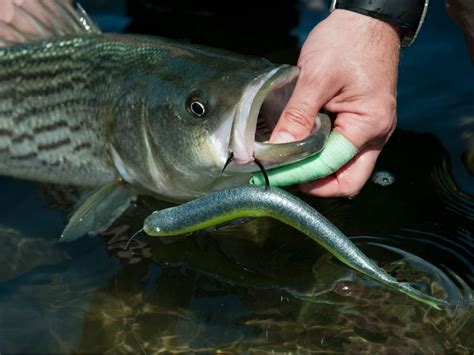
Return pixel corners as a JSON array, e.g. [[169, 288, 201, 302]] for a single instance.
[[0, 0, 472, 353]]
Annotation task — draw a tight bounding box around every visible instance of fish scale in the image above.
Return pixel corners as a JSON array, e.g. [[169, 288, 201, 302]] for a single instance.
[[0, 35, 137, 186]]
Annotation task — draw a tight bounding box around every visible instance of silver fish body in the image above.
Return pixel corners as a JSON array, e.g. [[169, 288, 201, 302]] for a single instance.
[[0, 1, 331, 239], [0, 33, 293, 198], [0, 34, 119, 187], [0, 10, 330, 199]]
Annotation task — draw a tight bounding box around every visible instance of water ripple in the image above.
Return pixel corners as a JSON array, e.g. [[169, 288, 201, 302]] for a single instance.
[[432, 158, 474, 220]]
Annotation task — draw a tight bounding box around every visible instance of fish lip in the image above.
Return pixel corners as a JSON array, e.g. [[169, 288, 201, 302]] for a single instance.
[[227, 65, 330, 173], [253, 112, 331, 165], [229, 65, 300, 166]]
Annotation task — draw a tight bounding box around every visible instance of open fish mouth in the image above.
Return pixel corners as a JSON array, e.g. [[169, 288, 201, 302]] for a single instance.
[[228, 65, 331, 172]]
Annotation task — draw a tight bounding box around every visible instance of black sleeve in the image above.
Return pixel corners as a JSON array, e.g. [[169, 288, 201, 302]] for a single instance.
[[445, 0, 474, 60]]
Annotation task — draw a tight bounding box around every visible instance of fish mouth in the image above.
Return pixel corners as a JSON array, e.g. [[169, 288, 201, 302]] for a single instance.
[[228, 65, 331, 172]]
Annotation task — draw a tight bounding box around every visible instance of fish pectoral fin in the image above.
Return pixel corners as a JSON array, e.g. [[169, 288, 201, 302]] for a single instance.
[[0, 0, 101, 48], [60, 180, 136, 242]]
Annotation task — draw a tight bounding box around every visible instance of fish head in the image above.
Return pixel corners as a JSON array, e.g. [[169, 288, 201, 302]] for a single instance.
[[110, 42, 329, 200]]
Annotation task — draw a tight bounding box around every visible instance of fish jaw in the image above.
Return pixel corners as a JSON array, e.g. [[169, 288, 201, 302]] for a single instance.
[[227, 65, 331, 172], [229, 65, 298, 165]]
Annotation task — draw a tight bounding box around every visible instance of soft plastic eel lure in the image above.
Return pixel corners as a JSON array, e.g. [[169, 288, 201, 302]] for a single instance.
[[144, 185, 446, 309]]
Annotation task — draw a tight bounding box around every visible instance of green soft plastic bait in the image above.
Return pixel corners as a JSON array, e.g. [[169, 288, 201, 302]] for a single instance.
[[250, 131, 358, 186]]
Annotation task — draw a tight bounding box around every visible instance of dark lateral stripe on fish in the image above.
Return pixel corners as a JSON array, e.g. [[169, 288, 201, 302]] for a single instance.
[[11, 133, 34, 143], [1, 121, 84, 144], [11, 152, 37, 160], [69, 124, 83, 132], [0, 37, 99, 67], [0, 57, 117, 95], [0, 60, 92, 84], [0, 110, 13, 118], [0, 63, 78, 81], [38, 138, 71, 151], [33, 121, 70, 134], [12, 97, 98, 123], [73, 142, 92, 152], [0, 59, 83, 84], [0, 128, 13, 136], [1, 159, 64, 169], [0, 66, 110, 104], [0, 72, 94, 100], [1, 41, 114, 67], [0, 70, 91, 92], [2, 62, 93, 82], [4, 82, 91, 103]]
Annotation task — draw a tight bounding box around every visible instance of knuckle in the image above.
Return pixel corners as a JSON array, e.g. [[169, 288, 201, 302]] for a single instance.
[[370, 95, 397, 138], [374, 117, 395, 137]]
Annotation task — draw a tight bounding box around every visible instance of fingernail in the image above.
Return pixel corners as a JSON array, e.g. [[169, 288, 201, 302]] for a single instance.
[[272, 132, 296, 144]]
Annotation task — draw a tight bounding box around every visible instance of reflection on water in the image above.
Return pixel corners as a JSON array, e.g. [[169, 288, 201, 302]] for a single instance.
[[0, 225, 115, 352], [0, 0, 473, 353], [73, 228, 472, 353]]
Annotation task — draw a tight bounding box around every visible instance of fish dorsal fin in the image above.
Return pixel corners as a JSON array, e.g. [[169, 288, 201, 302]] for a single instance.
[[0, 0, 101, 47]]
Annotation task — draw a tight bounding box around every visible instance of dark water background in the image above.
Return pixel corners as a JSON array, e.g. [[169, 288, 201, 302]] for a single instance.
[[0, 0, 473, 353]]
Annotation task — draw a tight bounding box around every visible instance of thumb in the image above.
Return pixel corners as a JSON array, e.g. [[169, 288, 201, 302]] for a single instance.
[[270, 70, 339, 143]]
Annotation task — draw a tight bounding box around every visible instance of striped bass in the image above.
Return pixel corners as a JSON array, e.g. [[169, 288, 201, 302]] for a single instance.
[[0, 1, 331, 240]]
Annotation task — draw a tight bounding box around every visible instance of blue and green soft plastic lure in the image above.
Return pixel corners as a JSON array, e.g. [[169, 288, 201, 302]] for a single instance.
[[144, 185, 446, 310]]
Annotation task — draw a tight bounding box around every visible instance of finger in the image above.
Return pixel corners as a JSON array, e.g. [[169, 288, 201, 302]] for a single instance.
[[300, 147, 381, 197], [0, 0, 74, 30], [0, 0, 21, 22], [270, 66, 341, 143], [327, 98, 397, 150]]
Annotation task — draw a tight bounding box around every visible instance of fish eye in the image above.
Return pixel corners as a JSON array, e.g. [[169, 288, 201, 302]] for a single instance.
[[187, 99, 207, 117], [190, 101, 206, 116]]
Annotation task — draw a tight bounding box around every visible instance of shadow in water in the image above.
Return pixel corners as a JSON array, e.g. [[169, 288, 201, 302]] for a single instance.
[[70, 129, 473, 353]]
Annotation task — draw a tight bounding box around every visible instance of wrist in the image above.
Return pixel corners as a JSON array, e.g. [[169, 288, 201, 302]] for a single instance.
[[330, 0, 429, 47], [330, 9, 401, 51]]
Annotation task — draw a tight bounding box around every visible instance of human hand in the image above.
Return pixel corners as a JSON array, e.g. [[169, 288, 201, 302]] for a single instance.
[[0, 0, 20, 22], [0, 0, 72, 26], [270, 9, 400, 197]]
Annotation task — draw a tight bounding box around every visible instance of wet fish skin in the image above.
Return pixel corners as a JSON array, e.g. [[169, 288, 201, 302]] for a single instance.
[[0, 35, 118, 186], [0, 1, 329, 240], [0, 33, 277, 198], [102, 35, 285, 200]]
